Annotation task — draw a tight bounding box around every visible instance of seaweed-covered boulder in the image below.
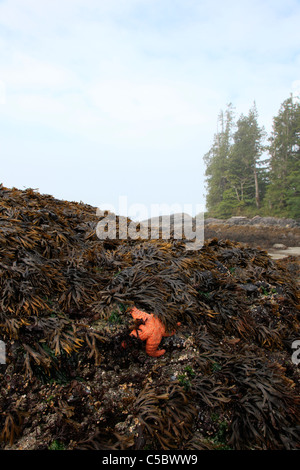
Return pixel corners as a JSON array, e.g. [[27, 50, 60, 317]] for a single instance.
[[0, 185, 299, 450]]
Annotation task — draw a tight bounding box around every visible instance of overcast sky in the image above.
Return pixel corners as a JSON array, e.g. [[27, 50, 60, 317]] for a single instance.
[[1, 0, 300, 218]]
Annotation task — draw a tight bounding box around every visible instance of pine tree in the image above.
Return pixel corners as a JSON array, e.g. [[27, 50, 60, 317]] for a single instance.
[[265, 95, 300, 218], [225, 103, 266, 213], [203, 96, 299, 219], [203, 103, 235, 217]]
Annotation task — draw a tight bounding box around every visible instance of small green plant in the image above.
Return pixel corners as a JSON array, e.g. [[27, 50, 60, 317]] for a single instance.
[[212, 362, 222, 372], [107, 303, 127, 324], [113, 269, 122, 277], [178, 374, 191, 391], [178, 366, 196, 391], [198, 290, 210, 299], [143, 443, 152, 450], [46, 395, 55, 403], [211, 412, 220, 422], [108, 310, 122, 324], [210, 414, 232, 449], [212, 420, 231, 449], [184, 365, 196, 377], [261, 286, 269, 296], [48, 439, 65, 450]]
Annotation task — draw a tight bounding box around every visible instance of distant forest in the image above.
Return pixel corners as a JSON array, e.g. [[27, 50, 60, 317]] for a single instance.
[[203, 94, 300, 219]]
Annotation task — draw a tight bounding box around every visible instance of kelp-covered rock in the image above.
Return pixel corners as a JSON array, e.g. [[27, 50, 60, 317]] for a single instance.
[[0, 185, 299, 450], [204, 217, 300, 248]]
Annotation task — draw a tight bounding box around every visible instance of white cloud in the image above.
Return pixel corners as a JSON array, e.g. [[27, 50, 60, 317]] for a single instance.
[[1, 53, 75, 91], [0, 0, 300, 208], [292, 80, 300, 98], [89, 78, 205, 126], [0, 80, 6, 104], [11, 94, 66, 124]]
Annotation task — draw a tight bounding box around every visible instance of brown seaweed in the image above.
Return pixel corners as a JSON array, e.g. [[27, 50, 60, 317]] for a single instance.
[[0, 184, 299, 450]]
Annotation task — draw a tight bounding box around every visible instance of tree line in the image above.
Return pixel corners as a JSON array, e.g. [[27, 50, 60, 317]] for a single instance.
[[203, 94, 300, 219]]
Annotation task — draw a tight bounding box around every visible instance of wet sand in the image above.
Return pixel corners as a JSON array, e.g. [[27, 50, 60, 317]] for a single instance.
[[268, 246, 300, 260]]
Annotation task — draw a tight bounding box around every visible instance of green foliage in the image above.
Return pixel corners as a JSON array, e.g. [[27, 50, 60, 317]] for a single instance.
[[211, 362, 222, 372], [226, 103, 266, 210], [204, 95, 300, 219], [264, 95, 300, 218], [48, 440, 66, 450], [108, 310, 122, 324], [177, 374, 191, 391], [108, 303, 127, 324], [211, 418, 231, 449], [204, 103, 235, 216], [178, 366, 196, 391]]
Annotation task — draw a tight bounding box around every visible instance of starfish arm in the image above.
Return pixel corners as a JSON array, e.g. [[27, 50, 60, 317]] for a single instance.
[[131, 308, 149, 322], [136, 324, 150, 341], [146, 346, 166, 357], [145, 334, 164, 357], [130, 324, 149, 341], [130, 329, 138, 338]]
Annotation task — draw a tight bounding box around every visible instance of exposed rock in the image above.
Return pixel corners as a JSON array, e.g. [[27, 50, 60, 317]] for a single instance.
[[272, 243, 287, 250]]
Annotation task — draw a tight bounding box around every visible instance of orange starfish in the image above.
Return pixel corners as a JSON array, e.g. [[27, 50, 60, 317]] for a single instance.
[[129, 306, 180, 357]]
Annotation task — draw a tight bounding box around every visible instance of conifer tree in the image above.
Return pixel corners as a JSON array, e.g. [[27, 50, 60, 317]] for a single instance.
[[204, 95, 299, 218], [203, 103, 235, 217], [226, 103, 266, 212], [265, 95, 300, 218]]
